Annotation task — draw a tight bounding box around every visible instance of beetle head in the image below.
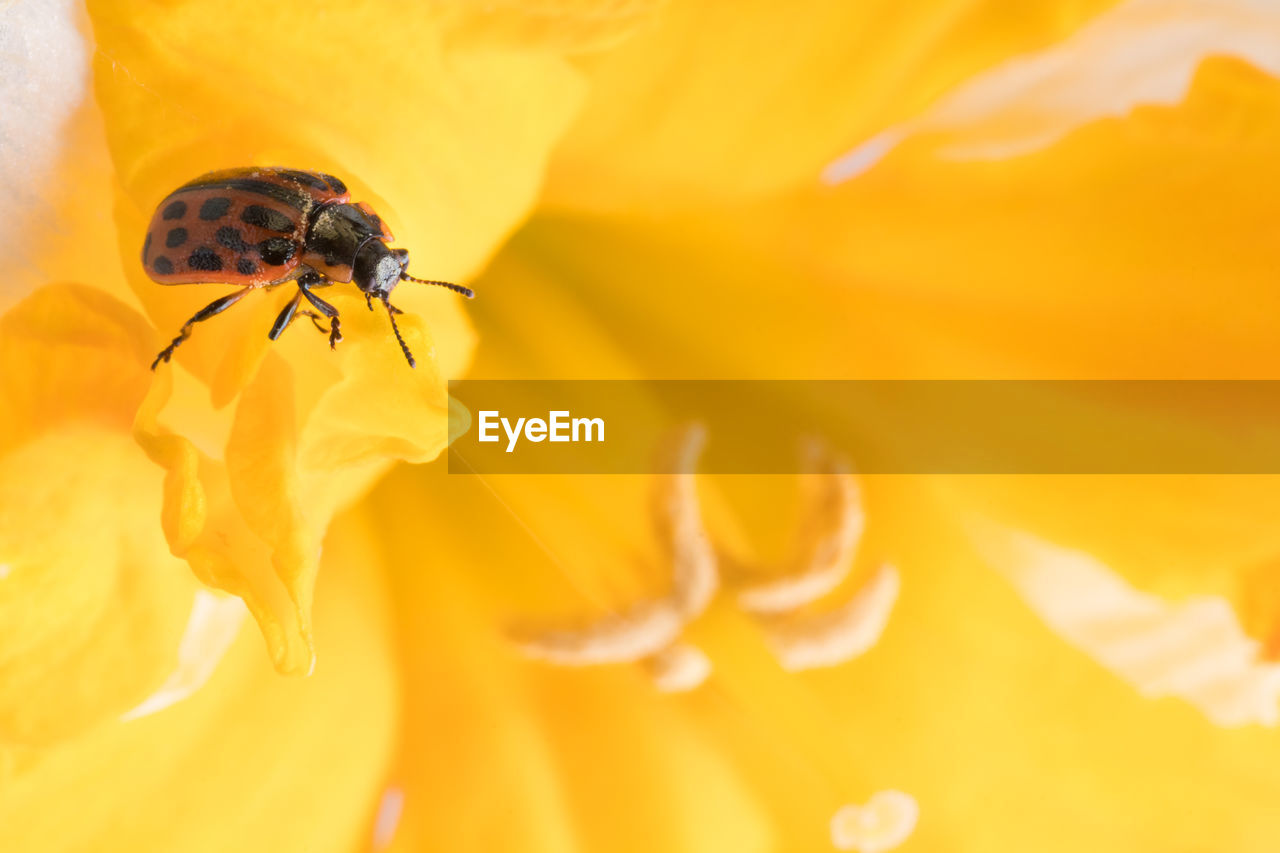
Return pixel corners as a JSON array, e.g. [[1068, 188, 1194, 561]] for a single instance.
[[353, 244, 475, 301], [350, 245, 475, 370], [352, 240, 404, 300]]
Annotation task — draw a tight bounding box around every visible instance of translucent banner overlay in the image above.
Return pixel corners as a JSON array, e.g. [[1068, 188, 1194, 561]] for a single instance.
[[446, 380, 1280, 474]]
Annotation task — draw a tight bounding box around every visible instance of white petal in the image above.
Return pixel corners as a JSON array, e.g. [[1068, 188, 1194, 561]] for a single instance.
[[0, 0, 91, 312], [976, 525, 1280, 727], [825, 0, 1280, 182], [122, 590, 247, 721], [372, 786, 405, 851]]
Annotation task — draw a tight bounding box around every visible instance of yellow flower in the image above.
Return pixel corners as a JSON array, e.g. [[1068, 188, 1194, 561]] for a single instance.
[[392, 5, 1280, 850], [7, 0, 1280, 851]]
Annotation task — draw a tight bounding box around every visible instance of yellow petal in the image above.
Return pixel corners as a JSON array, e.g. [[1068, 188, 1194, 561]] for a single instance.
[[826, 0, 1280, 181], [544, 0, 1123, 213], [0, 503, 398, 853], [223, 354, 318, 670], [133, 299, 455, 673], [135, 359, 308, 673], [297, 292, 452, 470], [0, 426, 198, 745], [0, 284, 195, 745], [763, 56, 1280, 379], [0, 283, 154, 443], [811, 57, 1280, 648], [437, 0, 666, 54]]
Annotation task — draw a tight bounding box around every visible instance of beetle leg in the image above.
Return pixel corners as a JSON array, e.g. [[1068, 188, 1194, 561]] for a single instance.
[[151, 285, 255, 370], [268, 291, 304, 341], [297, 311, 330, 334], [268, 292, 333, 341], [299, 279, 343, 350]]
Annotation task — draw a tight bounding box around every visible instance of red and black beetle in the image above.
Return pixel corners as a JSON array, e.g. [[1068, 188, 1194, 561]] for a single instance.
[[142, 166, 473, 370]]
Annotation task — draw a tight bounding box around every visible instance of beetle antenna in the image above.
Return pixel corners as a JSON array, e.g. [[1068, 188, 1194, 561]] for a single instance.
[[401, 272, 474, 298], [383, 299, 416, 368]]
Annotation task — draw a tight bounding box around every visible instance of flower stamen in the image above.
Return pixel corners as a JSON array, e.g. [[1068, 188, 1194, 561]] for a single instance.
[[512, 430, 897, 680], [732, 439, 863, 615], [759, 564, 900, 672], [511, 424, 717, 667]]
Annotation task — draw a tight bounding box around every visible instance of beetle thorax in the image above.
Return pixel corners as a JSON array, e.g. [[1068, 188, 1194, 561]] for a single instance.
[[303, 202, 388, 287]]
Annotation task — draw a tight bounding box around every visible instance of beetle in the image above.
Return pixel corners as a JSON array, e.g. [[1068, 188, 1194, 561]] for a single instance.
[[142, 166, 473, 370]]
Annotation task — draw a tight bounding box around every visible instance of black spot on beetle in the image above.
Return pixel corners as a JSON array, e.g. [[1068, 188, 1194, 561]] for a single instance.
[[142, 231, 152, 260], [258, 237, 296, 266], [187, 247, 223, 272], [199, 197, 232, 220], [165, 227, 188, 248], [322, 174, 347, 194], [215, 226, 248, 252], [236, 258, 258, 276], [162, 200, 187, 220], [153, 256, 174, 275], [241, 204, 293, 232]]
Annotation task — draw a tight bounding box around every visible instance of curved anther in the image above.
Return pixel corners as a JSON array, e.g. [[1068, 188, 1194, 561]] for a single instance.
[[511, 424, 717, 667], [733, 438, 864, 614], [759, 563, 900, 672], [511, 601, 686, 666], [652, 423, 717, 618]]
